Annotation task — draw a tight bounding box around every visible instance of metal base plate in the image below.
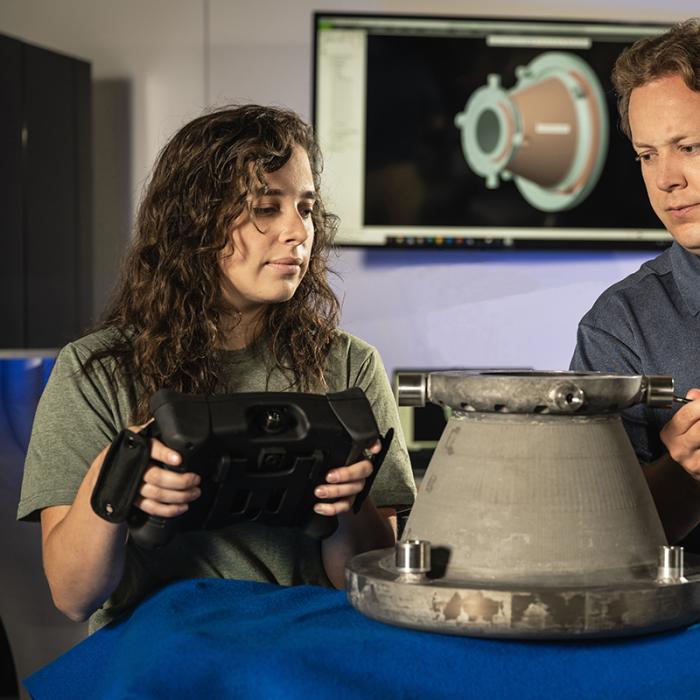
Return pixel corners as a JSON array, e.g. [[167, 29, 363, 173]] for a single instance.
[[347, 548, 700, 639]]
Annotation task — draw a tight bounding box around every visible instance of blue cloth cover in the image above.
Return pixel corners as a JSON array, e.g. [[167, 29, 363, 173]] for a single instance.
[[24, 578, 700, 699]]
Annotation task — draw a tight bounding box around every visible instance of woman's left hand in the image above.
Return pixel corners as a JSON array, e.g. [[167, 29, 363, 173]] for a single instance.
[[313, 440, 381, 516]]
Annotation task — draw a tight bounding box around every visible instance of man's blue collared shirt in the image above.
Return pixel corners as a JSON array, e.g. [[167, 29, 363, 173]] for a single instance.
[[570, 242, 700, 463]]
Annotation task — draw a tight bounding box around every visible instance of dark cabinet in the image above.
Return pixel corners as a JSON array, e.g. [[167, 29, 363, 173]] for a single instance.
[[0, 34, 91, 349]]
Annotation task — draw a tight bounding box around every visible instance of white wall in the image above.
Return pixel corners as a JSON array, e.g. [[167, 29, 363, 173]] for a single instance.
[[1, 0, 697, 374]]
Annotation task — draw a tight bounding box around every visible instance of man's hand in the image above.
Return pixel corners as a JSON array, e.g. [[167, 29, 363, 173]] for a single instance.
[[312, 440, 380, 516], [660, 388, 700, 478]]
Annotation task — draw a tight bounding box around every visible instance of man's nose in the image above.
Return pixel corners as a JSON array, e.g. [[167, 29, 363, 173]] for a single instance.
[[656, 153, 687, 192]]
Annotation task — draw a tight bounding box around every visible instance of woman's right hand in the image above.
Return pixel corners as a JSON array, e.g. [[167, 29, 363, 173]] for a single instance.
[[40, 429, 203, 622], [134, 436, 202, 518]]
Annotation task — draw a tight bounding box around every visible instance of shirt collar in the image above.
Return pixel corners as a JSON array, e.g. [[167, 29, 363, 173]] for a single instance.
[[670, 241, 700, 316]]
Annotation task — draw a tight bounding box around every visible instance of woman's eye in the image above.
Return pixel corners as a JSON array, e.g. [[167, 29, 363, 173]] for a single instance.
[[253, 206, 277, 216], [299, 207, 313, 219]]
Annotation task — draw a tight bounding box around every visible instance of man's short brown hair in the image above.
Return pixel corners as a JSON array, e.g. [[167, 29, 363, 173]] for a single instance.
[[612, 18, 700, 139]]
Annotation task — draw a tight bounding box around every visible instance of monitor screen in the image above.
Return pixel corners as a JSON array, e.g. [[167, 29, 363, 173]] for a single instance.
[[312, 13, 672, 249]]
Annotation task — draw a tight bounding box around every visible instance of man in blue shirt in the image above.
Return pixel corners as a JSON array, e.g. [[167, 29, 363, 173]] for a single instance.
[[571, 19, 700, 547]]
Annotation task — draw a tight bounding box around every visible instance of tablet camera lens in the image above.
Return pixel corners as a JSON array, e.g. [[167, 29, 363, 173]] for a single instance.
[[263, 409, 284, 434]]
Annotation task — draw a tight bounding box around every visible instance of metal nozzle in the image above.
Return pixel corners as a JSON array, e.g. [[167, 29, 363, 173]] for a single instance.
[[549, 382, 585, 412]]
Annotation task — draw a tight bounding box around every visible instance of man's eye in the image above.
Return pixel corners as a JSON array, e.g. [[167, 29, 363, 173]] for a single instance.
[[634, 152, 654, 164], [680, 144, 699, 154]]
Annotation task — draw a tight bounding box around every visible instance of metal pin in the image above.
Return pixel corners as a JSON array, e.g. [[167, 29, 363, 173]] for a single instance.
[[674, 396, 693, 404]]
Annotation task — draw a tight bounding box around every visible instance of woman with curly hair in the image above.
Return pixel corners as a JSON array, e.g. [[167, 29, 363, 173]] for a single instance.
[[18, 105, 416, 632]]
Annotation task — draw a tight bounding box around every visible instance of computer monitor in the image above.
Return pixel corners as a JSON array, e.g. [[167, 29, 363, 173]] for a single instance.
[[312, 13, 671, 249]]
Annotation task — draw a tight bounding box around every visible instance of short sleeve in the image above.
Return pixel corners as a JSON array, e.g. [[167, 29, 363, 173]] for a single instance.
[[570, 320, 641, 375], [17, 341, 132, 521], [349, 345, 417, 509], [570, 315, 662, 464]]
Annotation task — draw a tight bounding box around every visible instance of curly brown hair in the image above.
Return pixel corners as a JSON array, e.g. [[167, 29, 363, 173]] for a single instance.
[[612, 18, 700, 139], [87, 105, 340, 422]]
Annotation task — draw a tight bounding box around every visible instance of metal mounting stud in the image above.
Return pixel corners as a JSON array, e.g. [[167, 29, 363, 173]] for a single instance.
[[395, 539, 431, 581]]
